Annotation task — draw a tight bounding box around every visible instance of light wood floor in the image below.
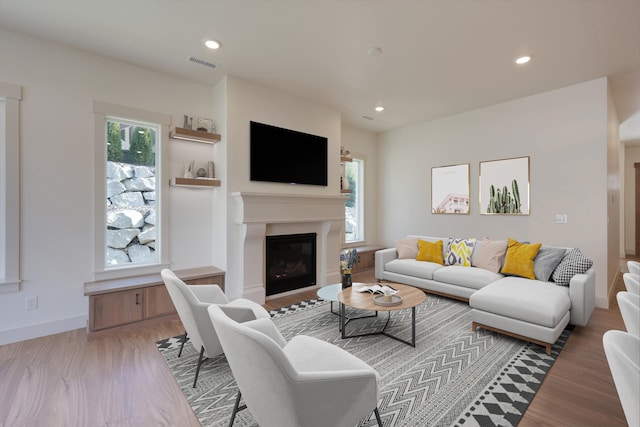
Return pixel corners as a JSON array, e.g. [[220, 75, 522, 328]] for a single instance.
[[0, 261, 635, 427]]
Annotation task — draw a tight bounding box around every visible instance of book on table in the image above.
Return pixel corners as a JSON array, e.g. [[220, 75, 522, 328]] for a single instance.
[[353, 284, 398, 295]]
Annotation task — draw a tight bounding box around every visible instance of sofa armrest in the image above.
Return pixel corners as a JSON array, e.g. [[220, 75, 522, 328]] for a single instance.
[[568, 267, 596, 327], [375, 248, 398, 279]]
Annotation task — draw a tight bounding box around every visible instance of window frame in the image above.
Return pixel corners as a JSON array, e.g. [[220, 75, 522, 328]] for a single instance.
[[0, 82, 21, 293], [344, 156, 365, 244], [92, 101, 170, 280]]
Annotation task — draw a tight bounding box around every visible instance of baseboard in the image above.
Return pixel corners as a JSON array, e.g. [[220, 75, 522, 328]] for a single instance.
[[0, 314, 87, 346]]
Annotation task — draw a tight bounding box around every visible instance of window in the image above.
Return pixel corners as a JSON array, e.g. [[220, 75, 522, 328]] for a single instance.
[[344, 157, 364, 243], [92, 101, 170, 279], [0, 82, 21, 293]]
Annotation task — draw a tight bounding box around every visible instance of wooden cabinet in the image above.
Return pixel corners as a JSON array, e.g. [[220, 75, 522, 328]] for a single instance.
[[91, 289, 143, 331], [85, 266, 225, 336], [342, 245, 385, 273], [143, 285, 176, 319]]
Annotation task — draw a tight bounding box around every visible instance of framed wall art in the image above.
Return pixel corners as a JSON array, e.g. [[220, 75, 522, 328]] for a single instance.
[[479, 156, 530, 215], [431, 163, 470, 214]]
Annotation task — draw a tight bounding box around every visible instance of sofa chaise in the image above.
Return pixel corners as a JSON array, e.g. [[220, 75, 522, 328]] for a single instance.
[[375, 235, 595, 354]]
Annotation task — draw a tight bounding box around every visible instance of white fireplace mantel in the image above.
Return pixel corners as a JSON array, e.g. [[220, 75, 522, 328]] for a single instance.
[[231, 192, 346, 304], [232, 192, 347, 224]]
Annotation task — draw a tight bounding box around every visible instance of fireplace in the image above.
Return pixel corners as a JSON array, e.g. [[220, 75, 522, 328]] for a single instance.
[[265, 233, 317, 296]]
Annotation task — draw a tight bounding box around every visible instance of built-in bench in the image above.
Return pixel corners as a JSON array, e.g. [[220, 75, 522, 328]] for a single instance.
[[84, 266, 225, 338]]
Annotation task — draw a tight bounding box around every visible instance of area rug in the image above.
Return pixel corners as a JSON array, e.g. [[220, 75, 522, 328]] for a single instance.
[[156, 295, 571, 427]]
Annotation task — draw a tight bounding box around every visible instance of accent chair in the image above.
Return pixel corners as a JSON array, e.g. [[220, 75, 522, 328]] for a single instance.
[[603, 330, 640, 427], [627, 260, 639, 276], [208, 303, 383, 427], [617, 291, 640, 337], [623, 272, 639, 295], [161, 268, 271, 387]]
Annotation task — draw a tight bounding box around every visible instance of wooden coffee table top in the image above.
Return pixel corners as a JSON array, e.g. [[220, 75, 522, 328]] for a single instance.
[[338, 283, 426, 312]]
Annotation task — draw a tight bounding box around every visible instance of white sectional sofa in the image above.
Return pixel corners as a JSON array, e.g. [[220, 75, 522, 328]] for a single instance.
[[375, 235, 596, 354]]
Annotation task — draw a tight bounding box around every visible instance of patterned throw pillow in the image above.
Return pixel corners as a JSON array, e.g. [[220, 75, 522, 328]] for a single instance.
[[416, 239, 444, 265], [551, 248, 593, 286], [395, 237, 419, 259], [500, 238, 542, 280], [445, 238, 476, 267]]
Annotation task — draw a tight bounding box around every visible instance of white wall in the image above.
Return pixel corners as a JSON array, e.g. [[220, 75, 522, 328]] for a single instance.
[[0, 30, 218, 344], [606, 84, 621, 299], [624, 144, 640, 255], [378, 78, 613, 308]]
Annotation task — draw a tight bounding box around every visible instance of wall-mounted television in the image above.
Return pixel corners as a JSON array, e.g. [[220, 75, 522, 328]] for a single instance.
[[250, 121, 328, 186]]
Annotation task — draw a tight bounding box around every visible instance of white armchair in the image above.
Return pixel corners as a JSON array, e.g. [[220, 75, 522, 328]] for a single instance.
[[623, 272, 639, 295], [627, 260, 639, 276], [208, 303, 382, 427], [617, 291, 640, 337], [603, 330, 640, 427], [161, 268, 271, 387]]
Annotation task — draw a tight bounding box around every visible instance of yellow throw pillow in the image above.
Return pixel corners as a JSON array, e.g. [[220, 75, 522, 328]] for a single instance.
[[416, 239, 444, 265], [500, 238, 542, 280]]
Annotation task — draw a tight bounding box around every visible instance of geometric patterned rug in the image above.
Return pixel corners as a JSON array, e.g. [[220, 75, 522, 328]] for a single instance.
[[156, 294, 572, 427]]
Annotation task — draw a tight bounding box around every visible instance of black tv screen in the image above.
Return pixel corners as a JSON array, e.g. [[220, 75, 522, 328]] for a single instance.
[[250, 121, 328, 186]]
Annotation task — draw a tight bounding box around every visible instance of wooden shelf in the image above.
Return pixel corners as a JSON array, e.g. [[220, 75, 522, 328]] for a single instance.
[[170, 127, 221, 144], [341, 189, 352, 194], [341, 156, 353, 163], [171, 177, 221, 187]]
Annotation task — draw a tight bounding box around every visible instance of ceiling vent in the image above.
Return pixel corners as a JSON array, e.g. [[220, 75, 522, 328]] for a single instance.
[[361, 115, 374, 120], [188, 56, 217, 69]]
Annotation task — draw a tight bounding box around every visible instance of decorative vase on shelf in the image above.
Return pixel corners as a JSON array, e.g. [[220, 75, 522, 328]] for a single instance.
[[342, 271, 352, 290]]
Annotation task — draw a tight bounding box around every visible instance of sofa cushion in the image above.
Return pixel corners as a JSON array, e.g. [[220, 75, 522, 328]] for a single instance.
[[534, 246, 567, 282], [500, 238, 542, 280], [445, 238, 476, 267], [416, 239, 444, 265], [472, 237, 508, 273], [395, 237, 419, 259], [551, 248, 593, 286], [469, 277, 571, 328], [433, 265, 503, 290], [384, 259, 443, 280]]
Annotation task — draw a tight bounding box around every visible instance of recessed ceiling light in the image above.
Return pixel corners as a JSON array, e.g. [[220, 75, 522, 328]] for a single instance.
[[375, 106, 384, 112], [514, 55, 532, 65], [368, 47, 383, 56], [204, 39, 221, 50]]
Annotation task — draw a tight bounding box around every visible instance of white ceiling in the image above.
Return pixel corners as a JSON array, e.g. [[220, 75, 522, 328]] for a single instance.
[[1, 0, 639, 139]]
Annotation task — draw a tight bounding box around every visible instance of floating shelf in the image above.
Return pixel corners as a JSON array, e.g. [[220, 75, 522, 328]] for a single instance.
[[340, 156, 353, 163], [341, 189, 352, 194], [170, 127, 221, 144], [171, 177, 221, 188]]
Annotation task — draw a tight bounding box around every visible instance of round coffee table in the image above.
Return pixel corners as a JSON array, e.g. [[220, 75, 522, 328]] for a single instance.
[[316, 283, 378, 330], [338, 283, 426, 347]]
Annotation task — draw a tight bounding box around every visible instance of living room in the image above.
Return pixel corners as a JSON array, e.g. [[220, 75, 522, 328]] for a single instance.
[[0, 1, 639, 425]]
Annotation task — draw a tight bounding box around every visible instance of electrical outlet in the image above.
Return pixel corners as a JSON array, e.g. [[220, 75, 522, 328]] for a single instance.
[[555, 214, 568, 224], [25, 296, 38, 311]]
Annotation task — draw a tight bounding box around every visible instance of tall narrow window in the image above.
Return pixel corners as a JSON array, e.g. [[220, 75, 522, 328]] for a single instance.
[[93, 101, 170, 279], [0, 82, 21, 293], [105, 118, 159, 267], [344, 158, 364, 243]]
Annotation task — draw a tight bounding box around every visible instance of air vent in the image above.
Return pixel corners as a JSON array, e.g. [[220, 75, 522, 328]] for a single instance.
[[188, 56, 217, 69], [361, 115, 374, 120]]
